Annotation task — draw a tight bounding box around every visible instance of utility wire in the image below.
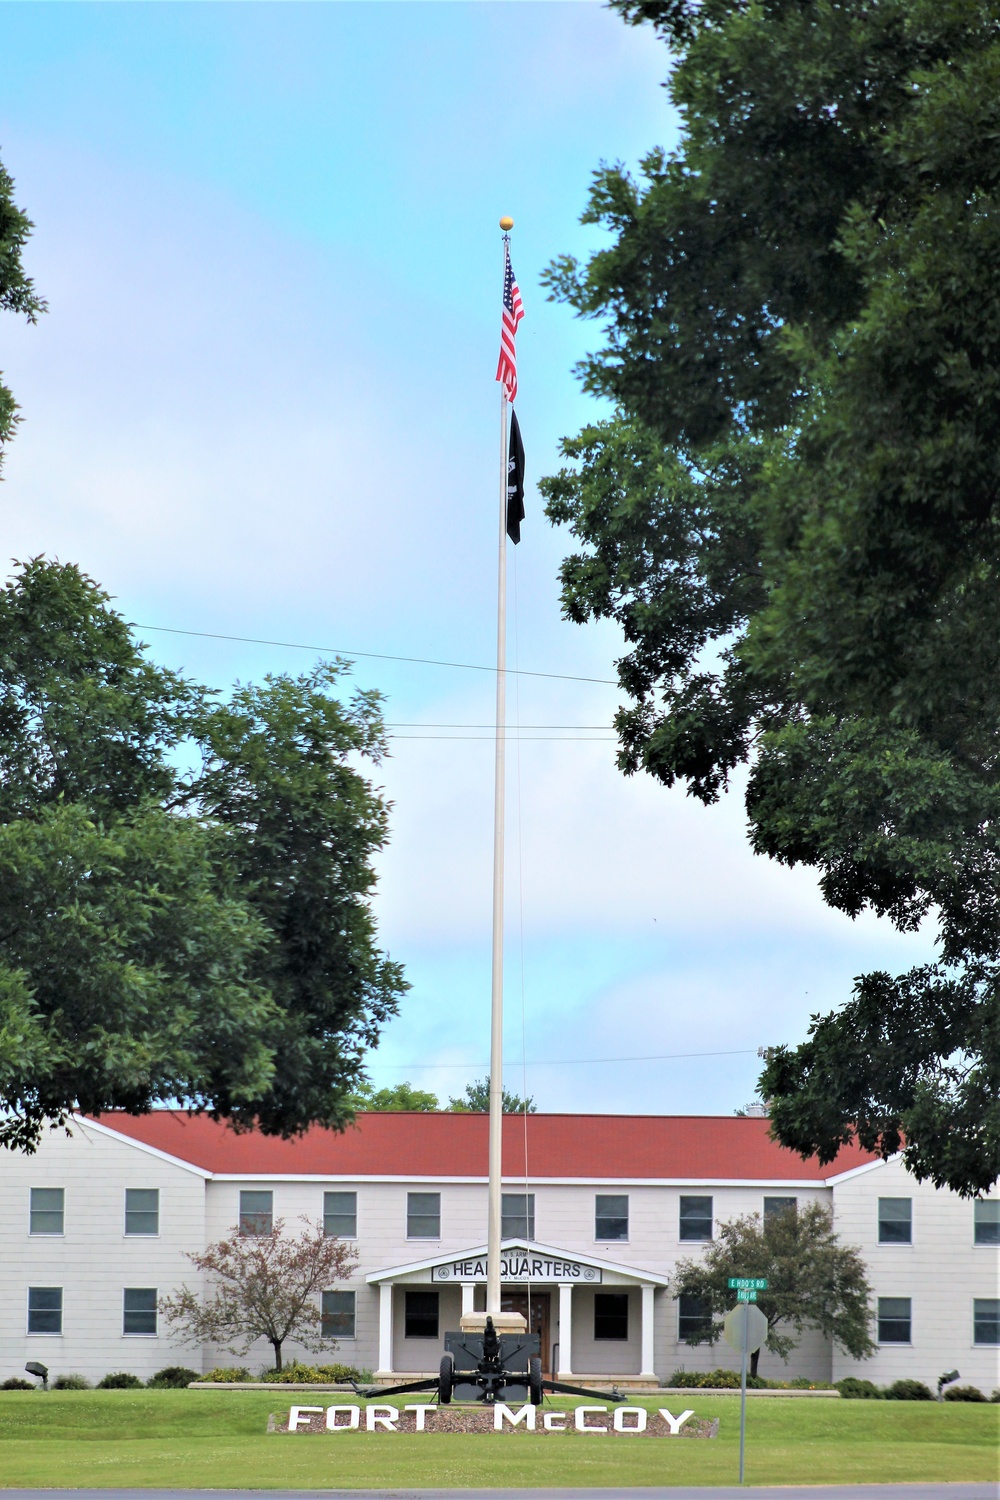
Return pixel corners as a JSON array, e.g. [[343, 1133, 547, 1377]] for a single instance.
[[134, 622, 618, 687], [371, 1048, 757, 1071]]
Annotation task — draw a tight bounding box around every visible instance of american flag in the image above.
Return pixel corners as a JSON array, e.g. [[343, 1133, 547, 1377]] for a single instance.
[[495, 242, 524, 403]]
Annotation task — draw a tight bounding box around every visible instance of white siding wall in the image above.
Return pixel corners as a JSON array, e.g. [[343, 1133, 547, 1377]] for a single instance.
[[831, 1158, 1000, 1393], [3, 1122, 995, 1392], [0, 1121, 205, 1385]]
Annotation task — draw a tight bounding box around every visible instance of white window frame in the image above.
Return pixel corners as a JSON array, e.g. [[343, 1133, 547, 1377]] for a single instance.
[[238, 1188, 274, 1236], [123, 1187, 160, 1238], [321, 1288, 357, 1340], [876, 1295, 913, 1346], [972, 1199, 1000, 1248], [877, 1197, 914, 1246], [26, 1285, 63, 1336], [122, 1287, 159, 1338], [594, 1193, 629, 1243], [972, 1296, 999, 1348], [28, 1186, 65, 1237], [405, 1191, 441, 1241], [323, 1189, 358, 1240]]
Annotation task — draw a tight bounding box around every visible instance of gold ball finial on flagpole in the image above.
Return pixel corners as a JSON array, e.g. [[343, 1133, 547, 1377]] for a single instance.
[[499, 216, 514, 231]]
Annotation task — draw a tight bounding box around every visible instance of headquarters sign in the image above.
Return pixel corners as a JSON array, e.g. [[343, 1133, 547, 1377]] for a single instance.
[[431, 1252, 601, 1284]]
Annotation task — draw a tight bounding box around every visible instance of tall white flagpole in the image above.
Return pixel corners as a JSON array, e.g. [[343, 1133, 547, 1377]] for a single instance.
[[486, 222, 512, 1318]]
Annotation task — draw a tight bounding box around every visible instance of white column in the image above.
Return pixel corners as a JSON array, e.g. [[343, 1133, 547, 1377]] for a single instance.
[[377, 1282, 394, 1375], [461, 1283, 475, 1316], [557, 1283, 573, 1377], [640, 1284, 656, 1380]]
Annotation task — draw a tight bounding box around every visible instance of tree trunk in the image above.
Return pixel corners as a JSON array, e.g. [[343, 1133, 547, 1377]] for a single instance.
[[272, 1340, 283, 1372], [749, 1348, 760, 1378]]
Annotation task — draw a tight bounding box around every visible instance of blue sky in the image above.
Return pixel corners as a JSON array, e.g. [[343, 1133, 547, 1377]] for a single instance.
[[0, 2, 934, 1115]]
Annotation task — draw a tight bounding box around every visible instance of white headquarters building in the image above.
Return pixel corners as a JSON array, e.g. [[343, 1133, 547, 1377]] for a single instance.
[[1, 1110, 997, 1392]]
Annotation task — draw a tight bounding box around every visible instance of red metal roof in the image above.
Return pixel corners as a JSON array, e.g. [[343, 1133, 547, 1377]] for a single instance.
[[88, 1110, 878, 1181]]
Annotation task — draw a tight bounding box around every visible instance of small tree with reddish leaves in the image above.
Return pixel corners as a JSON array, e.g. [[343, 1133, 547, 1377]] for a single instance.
[[160, 1219, 356, 1372]]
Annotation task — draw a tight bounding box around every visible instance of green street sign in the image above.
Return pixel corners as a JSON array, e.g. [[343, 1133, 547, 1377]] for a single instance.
[[736, 1288, 758, 1302], [728, 1277, 768, 1290]]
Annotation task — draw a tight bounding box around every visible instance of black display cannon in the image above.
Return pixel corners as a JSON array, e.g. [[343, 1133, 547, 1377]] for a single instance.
[[352, 1312, 625, 1406]]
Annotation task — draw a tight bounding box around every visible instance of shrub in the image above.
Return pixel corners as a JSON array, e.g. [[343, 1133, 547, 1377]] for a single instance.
[[146, 1367, 201, 1390], [836, 1377, 883, 1399], [1, 1378, 34, 1390], [884, 1379, 933, 1401], [991, 1389, 1000, 1403], [944, 1385, 986, 1402], [96, 1372, 144, 1389], [257, 1362, 361, 1384], [52, 1374, 91, 1390], [200, 1367, 252, 1383]]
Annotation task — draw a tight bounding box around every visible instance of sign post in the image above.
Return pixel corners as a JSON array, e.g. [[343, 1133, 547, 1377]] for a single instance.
[[724, 1281, 768, 1484]]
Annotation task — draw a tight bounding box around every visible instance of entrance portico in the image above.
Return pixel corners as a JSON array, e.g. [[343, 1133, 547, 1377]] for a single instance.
[[367, 1240, 669, 1386]]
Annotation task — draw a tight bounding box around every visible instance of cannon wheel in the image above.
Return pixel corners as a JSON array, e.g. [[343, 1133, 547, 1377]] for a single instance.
[[528, 1357, 543, 1406], [438, 1353, 455, 1405]]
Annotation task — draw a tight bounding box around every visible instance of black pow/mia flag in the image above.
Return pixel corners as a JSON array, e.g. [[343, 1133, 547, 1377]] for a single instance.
[[507, 409, 525, 544]]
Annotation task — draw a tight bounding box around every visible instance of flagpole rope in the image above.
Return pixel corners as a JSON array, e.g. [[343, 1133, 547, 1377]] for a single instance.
[[512, 530, 534, 1362]]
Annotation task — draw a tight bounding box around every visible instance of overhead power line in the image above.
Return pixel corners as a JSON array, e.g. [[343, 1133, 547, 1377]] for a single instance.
[[134, 623, 618, 687], [371, 1048, 757, 1071]]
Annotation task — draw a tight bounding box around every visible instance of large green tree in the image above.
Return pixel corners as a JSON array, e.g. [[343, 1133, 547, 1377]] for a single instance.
[[542, 0, 1000, 1193], [673, 1203, 875, 1377], [0, 154, 45, 468], [0, 558, 406, 1150]]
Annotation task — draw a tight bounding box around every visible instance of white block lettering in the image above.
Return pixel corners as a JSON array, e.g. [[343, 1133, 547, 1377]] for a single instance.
[[288, 1405, 322, 1431], [613, 1406, 648, 1433], [658, 1408, 694, 1435], [325, 1405, 361, 1431], [366, 1404, 400, 1431], [495, 1402, 536, 1430], [575, 1405, 608, 1433], [404, 1404, 437, 1431], [542, 1410, 567, 1430]]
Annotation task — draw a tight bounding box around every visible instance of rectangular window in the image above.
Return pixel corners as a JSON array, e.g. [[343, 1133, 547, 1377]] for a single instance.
[[324, 1191, 357, 1239], [29, 1187, 65, 1235], [973, 1299, 999, 1346], [679, 1195, 713, 1241], [877, 1297, 911, 1343], [123, 1288, 157, 1336], [594, 1292, 629, 1340], [239, 1190, 273, 1236], [404, 1290, 439, 1339], [501, 1192, 535, 1241], [125, 1188, 159, 1236], [763, 1196, 797, 1225], [677, 1293, 711, 1342], [321, 1289, 356, 1339], [27, 1287, 62, 1335], [973, 1200, 1000, 1246], [878, 1198, 912, 1244], [406, 1192, 440, 1239], [595, 1194, 629, 1241]]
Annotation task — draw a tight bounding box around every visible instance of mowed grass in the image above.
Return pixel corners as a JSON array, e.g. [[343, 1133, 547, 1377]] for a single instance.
[[0, 1389, 996, 1489]]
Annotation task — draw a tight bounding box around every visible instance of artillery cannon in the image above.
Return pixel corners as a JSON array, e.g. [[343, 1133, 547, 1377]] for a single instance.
[[353, 1314, 624, 1406]]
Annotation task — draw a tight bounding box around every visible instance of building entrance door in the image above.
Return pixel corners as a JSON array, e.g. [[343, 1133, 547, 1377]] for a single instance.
[[501, 1290, 551, 1374]]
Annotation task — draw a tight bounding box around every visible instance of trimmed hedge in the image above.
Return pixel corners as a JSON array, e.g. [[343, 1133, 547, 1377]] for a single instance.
[[146, 1367, 201, 1390], [96, 1372, 144, 1389], [257, 1362, 363, 1384], [944, 1385, 986, 1402], [884, 1379, 934, 1401], [668, 1368, 834, 1390], [199, 1368, 253, 1383], [1, 1378, 35, 1390]]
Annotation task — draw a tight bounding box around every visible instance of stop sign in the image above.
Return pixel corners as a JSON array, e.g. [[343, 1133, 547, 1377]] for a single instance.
[[724, 1302, 768, 1354]]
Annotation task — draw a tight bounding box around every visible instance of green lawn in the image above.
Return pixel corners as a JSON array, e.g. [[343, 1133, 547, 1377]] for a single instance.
[[0, 1390, 995, 1489]]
